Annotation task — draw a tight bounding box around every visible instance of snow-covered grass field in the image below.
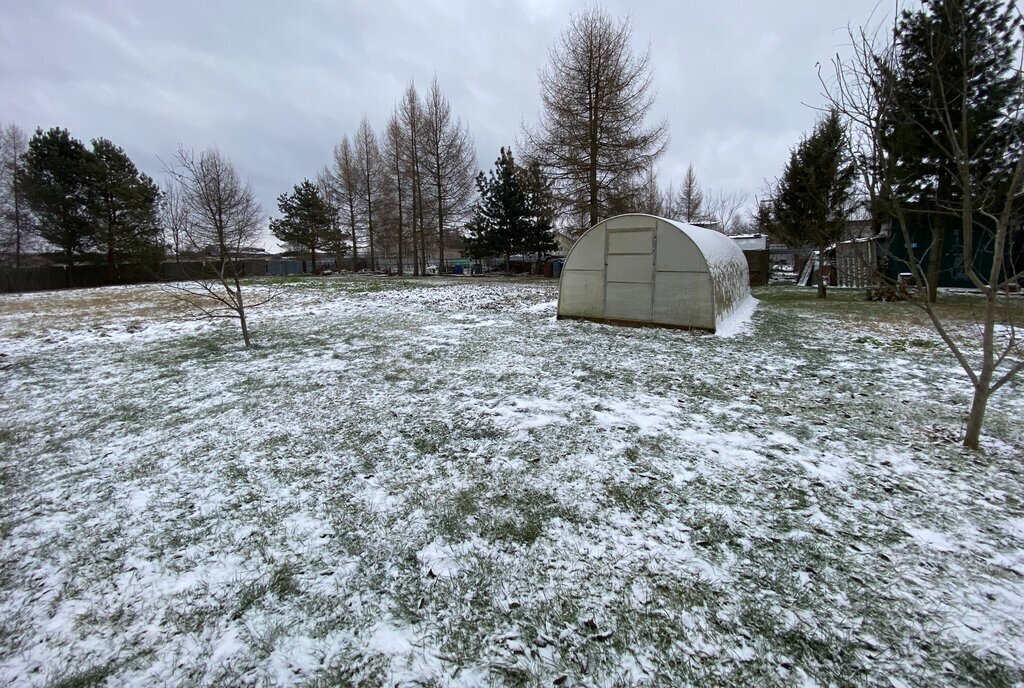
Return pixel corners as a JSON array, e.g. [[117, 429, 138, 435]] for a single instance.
[[1, 277, 1023, 687]]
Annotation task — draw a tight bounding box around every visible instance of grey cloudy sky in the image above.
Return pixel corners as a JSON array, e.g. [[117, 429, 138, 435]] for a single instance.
[[1, 0, 890, 247]]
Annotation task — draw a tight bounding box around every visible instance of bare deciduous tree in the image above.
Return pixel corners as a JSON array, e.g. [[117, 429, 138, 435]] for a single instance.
[[826, 2, 1024, 448], [165, 147, 269, 347], [634, 165, 666, 216], [0, 123, 31, 266], [525, 7, 668, 234], [383, 111, 408, 275], [706, 188, 750, 235], [332, 136, 360, 272], [676, 164, 706, 224], [399, 82, 428, 275], [160, 179, 189, 263], [422, 77, 476, 271], [354, 116, 382, 271]]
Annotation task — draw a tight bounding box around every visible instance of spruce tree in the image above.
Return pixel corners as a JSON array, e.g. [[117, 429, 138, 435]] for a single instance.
[[463, 148, 530, 272], [769, 110, 856, 298], [520, 160, 558, 267], [882, 0, 1023, 301], [270, 179, 333, 271], [463, 148, 559, 273]]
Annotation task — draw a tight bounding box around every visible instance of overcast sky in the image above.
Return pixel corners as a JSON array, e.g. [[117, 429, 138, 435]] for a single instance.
[[1, 0, 893, 248]]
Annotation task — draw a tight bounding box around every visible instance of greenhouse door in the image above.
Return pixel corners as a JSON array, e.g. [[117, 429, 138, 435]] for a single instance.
[[604, 227, 655, 321]]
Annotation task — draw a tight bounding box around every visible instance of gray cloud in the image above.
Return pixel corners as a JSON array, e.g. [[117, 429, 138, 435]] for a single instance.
[[1, 0, 887, 247]]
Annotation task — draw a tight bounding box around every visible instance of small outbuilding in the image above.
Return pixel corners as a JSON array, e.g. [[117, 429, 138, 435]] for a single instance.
[[557, 214, 750, 333]]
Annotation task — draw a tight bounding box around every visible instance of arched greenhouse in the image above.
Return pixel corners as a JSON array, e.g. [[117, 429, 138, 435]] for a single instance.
[[556, 214, 750, 333]]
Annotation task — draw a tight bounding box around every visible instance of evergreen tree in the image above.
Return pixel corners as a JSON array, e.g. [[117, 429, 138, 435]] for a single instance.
[[463, 147, 559, 273], [769, 110, 856, 298], [315, 170, 349, 268], [881, 0, 1023, 301], [270, 179, 333, 271], [86, 137, 162, 274], [464, 148, 529, 272], [20, 128, 93, 282], [520, 160, 558, 265]]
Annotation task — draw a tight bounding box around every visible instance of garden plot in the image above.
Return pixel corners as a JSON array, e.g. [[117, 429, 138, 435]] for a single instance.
[[1, 278, 1023, 687]]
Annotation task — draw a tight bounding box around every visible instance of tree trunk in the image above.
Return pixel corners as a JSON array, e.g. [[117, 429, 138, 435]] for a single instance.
[[817, 246, 827, 298], [963, 381, 988, 450], [418, 200, 427, 274], [311, 244, 317, 274], [239, 315, 251, 347], [396, 166, 405, 276], [411, 179, 420, 276], [107, 242, 116, 283], [436, 170, 445, 273], [367, 197, 375, 271], [926, 224, 943, 303], [13, 169, 21, 269], [411, 218, 420, 276], [236, 285, 251, 347], [588, 80, 600, 228], [229, 254, 251, 347], [349, 200, 358, 272]]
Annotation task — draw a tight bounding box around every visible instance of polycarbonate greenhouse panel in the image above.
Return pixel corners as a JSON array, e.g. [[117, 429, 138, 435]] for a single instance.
[[557, 214, 750, 333]]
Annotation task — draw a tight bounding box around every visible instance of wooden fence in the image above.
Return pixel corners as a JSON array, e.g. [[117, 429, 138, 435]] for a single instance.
[[0, 259, 287, 294]]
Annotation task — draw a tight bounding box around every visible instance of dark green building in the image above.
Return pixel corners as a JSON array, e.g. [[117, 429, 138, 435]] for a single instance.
[[884, 212, 1023, 288]]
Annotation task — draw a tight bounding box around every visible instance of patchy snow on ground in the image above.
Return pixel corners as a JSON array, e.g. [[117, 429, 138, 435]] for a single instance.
[[1, 277, 1023, 687]]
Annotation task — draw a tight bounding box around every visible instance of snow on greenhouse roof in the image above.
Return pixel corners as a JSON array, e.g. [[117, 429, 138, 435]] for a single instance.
[[658, 217, 747, 272]]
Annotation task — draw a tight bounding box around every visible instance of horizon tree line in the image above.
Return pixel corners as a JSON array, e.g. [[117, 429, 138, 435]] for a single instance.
[[3, 8, 753, 277], [272, 78, 479, 276], [0, 125, 164, 281]]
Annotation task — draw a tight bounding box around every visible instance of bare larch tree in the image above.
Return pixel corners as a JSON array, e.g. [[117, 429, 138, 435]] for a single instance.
[[422, 77, 476, 271], [526, 7, 668, 234], [676, 164, 706, 224], [354, 116, 381, 271], [399, 82, 427, 275], [332, 135, 360, 272], [384, 111, 408, 275], [0, 123, 30, 267]]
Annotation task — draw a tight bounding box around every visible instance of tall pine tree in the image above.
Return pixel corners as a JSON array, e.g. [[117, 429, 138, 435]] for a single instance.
[[20, 128, 94, 283], [86, 137, 162, 275]]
